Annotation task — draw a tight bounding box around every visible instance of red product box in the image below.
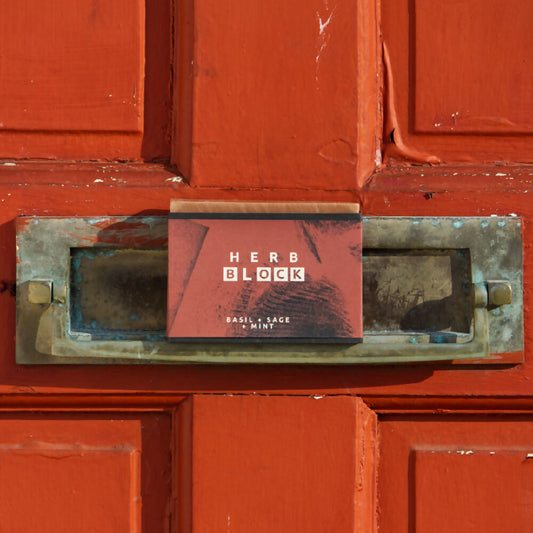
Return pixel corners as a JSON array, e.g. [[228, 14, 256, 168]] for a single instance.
[[167, 202, 362, 343]]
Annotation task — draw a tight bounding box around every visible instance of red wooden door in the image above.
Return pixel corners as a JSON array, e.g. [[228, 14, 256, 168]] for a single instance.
[[1, 0, 532, 531]]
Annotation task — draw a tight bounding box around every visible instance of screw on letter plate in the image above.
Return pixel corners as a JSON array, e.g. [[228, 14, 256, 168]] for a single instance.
[[27, 280, 52, 304], [487, 281, 512, 307]]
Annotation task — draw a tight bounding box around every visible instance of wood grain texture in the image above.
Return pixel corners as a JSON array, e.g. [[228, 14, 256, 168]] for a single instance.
[[177, 394, 377, 533]]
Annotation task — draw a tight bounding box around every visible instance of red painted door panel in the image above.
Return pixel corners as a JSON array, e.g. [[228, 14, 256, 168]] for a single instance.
[[379, 416, 533, 532], [382, 0, 533, 163], [177, 395, 377, 533], [413, 450, 533, 532], [0, 414, 171, 532], [0, 0, 171, 160], [173, 0, 378, 188]]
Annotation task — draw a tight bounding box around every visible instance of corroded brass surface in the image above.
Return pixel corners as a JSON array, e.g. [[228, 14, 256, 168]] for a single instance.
[[487, 281, 513, 307], [27, 280, 52, 305], [16, 216, 523, 364]]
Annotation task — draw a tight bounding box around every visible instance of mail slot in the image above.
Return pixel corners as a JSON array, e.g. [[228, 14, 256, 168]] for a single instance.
[[70, 248, 167, 339], [15, 215, 523, 364], [363, 249, 472, 337]]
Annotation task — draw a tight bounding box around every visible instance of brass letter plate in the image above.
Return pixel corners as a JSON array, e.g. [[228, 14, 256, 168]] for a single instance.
[[16, 216, 523, 364]]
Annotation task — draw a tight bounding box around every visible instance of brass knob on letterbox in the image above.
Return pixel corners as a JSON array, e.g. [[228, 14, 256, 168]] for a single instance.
[[27, 280, 52, 304], [487, 281, 512, 307]]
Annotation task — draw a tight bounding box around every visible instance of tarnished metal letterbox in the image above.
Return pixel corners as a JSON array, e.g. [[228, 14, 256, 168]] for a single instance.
[[16, 215, 523, 364]]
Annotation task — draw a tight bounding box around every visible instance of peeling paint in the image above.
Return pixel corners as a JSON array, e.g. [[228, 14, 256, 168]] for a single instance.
[[315, 2, 336, 84], [318, 10, 334, 34]]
